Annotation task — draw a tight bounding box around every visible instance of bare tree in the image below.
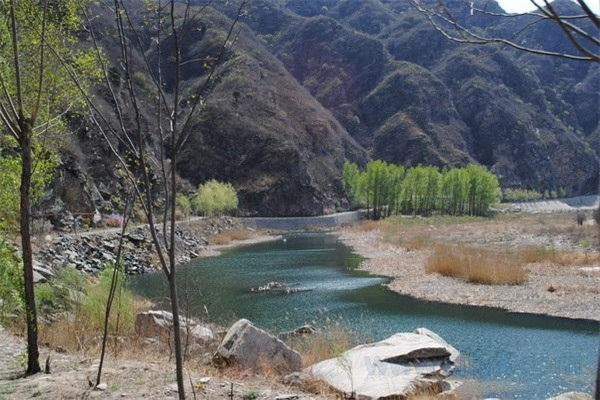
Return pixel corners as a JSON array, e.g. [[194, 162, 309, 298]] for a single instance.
[[409, 0, 599, 62], [96, 191, 134, 386]]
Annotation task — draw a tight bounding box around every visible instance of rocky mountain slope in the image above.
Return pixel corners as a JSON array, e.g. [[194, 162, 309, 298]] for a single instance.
[[226, 0, 598, 193], [51, 0, 598, 217]]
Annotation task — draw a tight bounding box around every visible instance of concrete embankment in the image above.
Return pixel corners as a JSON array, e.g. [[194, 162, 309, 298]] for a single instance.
[[242, 210, 366, 230]]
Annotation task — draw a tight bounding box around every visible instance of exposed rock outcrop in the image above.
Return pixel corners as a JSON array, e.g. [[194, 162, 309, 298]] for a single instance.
[[214, 319, 302, 373]]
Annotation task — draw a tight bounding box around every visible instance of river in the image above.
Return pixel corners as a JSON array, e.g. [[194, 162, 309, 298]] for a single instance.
[[130, 233, 599, 399]]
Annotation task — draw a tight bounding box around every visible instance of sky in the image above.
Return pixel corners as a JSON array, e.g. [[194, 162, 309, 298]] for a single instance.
[[496, 0, 600, 13]]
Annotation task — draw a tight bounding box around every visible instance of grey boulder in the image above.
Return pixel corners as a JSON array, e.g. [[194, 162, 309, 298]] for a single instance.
[[214, 319, 302, 373], [135, 310, 214, 344]]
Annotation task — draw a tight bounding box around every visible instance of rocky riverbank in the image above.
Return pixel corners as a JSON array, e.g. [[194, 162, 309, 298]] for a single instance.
[[32, 217, 276, 278], [336, 216, 600, 321]]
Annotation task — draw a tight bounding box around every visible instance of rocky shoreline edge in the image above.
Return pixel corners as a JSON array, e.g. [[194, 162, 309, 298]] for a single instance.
[[32, 217, 278, 281], [335, 229, 600, 323]]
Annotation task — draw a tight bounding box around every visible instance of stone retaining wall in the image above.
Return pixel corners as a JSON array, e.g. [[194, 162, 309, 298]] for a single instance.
[[242, 210, 366, 230]]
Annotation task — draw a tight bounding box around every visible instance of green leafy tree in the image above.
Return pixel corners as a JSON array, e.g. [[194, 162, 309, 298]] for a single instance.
[[0, 146, 56, 231], [0, 0, 95, 374], [342, 161, 363, 209], [465, 164, 500, 216], [344, 161, 499, 218], [193, 180, 239, 216], [440, 167, 469, 215]]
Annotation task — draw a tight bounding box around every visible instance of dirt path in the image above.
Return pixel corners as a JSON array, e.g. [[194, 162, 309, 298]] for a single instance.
[[0, 327, 22, 382]]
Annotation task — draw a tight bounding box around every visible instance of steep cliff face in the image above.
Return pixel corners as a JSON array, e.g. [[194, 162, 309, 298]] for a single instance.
[[174, 21, 367, 216]]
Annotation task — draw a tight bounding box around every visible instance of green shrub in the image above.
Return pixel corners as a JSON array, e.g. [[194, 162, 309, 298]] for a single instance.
[[176, 194, 192, 217], [192, 180, 239, 216], [502, 188, 543, 202], [81, 268, 135, 335], [35, 267, 85, 316], [0, 238, 23, 322]]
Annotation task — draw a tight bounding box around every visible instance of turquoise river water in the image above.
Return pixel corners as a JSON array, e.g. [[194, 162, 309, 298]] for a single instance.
[[130, 233, 599, 399]]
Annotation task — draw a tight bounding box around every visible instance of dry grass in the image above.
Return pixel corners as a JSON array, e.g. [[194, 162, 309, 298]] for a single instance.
[[286, 327, 354, 368], [210, 228, 255, 245], [426, 244, 527, 285], [39, 297, 152, 356], [520, 245, 600, 266], [346, 219, 389, 233]]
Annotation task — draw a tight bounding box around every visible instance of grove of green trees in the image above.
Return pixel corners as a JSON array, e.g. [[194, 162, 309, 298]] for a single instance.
[[343, 161, 500, 218]]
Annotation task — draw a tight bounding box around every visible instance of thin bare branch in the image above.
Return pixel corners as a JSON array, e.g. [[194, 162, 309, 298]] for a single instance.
[[176, 0, 248, 154], [31, 0, 48, 124], [0, 70, 19, 120], [409, 0, 600, 62], [9, 0, 24, 118], [0, 104, 19, 140], [118, 3, 173, 118], [574, 0, 600, 28], [84, 10, 139, 157]]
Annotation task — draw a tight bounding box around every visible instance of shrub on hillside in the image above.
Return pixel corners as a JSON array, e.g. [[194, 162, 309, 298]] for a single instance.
[[105, 214, 124, 228], [36, 267, 85, 316], [176, 194, 192, 218], [192, 180, 238, 216]]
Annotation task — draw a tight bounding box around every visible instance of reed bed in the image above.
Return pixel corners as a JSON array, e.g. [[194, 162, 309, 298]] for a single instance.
[[426, 244, 527, 285]]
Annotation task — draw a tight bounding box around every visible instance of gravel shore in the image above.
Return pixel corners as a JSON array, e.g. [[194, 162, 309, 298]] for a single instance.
[[337, 228, 600, 322]]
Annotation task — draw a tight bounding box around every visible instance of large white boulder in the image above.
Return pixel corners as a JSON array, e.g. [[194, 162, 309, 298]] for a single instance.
[[135, 310, 214, 344], [305, 329, 459, 400], [214, 319, 302, 373]]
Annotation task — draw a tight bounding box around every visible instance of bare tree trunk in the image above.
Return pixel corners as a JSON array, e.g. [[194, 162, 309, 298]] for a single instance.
[[96, 194, 132, 386], [167, 273, 184, 399], [19, 120, 41, 376]]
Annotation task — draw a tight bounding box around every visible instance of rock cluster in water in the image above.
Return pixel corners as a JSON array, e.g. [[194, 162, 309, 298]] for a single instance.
[[249, 281, 313, 295]]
